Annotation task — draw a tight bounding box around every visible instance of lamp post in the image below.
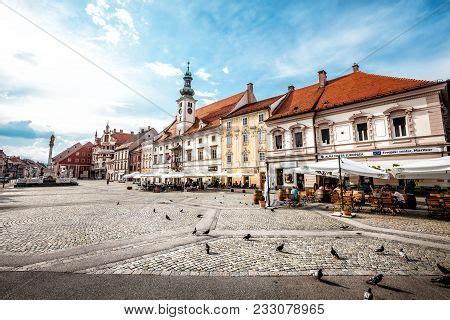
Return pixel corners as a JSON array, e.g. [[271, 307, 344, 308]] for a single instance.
[[338, 155, 344, 212], [265, 161, 271, 207], [1, 156, 7, 188]]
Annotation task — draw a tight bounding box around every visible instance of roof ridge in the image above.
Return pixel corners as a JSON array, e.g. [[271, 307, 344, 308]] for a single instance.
[[358, 71, 434, 83]]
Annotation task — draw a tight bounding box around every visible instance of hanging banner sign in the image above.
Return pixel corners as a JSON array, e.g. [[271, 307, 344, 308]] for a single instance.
[[319, 147, 443, 159]]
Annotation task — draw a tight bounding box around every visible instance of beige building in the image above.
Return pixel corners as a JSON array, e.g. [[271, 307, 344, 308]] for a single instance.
[[265, 64, 449, 191]]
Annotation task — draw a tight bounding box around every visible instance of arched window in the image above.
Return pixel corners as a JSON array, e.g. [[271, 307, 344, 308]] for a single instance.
[[270, 127, 285, 150], [383, 105, 413, 139], [289, 124, 306, 149], [242, 151, 249, 163]]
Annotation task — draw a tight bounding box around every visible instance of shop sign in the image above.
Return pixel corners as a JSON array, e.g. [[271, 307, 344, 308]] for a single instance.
[[208, 166, 218, 172], [319, 147, 443, 159]]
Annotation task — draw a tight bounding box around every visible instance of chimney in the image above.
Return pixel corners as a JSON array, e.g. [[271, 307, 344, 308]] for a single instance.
[[113, 128, 116, 133], [352, 63, 359, 73], [119, 129, 123, 133], [288, 85, 295, 92], [140, 128, 144, 133], [318, 70, 327, 88], [147, 126, 151, 130], [246, 83, 255, 103], [131, 131, 134, 135]]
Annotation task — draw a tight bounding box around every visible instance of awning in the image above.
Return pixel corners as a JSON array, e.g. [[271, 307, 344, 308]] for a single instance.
[[295, 158, 390, 179], [140, 171, 167, 177], [122, 171, 140, 179], [391, 156, 450, 179], [162, 172, 184, 179]]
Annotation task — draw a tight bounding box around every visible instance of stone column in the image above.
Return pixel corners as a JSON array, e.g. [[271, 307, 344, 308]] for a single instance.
[[48, 134, 55, 168]]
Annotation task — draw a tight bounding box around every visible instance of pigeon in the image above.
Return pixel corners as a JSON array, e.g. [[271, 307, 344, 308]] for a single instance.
[[399, 249, 410, 261], [239, 201, 242, 204], [331, 247, 340, 259], [165, 214, 171, 221], [245, 203, 248, 206], [220, 201, 223, 204], [270, 208, 275, 212], [312, 269, 323, 280], [243, 234, 251, 241], [169, 199, 173, 202], [192, 227, 197, 235], [367, 273, 383, 285], [364, 288, 373, 300], [180, 209, 183, 213], [205, 243, 210, 255], [117, 202, 120, 205], [431, 275, 450, 286], [153, 208, 156, 213], [202, 229, 210, 235], [437, 263, 450, 275], [276, 243, 284, 252], [214, 197, 216, 199], [375, 245, 384, 253], [340, 225, 349, 230], [197, 214, 203, 218]]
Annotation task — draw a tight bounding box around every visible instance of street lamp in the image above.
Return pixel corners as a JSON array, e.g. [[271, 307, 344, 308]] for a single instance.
[[1, 156, 7, 188]]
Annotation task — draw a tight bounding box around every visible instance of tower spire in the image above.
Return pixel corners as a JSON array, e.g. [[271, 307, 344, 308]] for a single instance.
[[180, 61, 194, 97]]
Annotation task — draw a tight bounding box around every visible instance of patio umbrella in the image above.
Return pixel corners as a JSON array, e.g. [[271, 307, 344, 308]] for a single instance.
[[391, 156, 450, 179], [295, 158, 390, 179]]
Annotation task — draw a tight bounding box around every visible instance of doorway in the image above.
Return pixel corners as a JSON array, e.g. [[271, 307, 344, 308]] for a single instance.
[[296, 173, 305, 190], [276, 169, 283, 187]]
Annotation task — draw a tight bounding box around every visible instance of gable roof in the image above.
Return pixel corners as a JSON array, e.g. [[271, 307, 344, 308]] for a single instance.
[[223, 94, 284, 119], [269, 71, 436, 121], [156, 91, 245, 141], [111, 132, 133, 145]]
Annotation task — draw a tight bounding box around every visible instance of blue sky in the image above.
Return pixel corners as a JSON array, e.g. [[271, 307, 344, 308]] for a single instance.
[[0, 0, 449, 162]]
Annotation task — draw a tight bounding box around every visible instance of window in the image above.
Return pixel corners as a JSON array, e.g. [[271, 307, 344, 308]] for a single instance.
[[242, 132, 249, 144], [165, 145, 168, 150], [187, 140, 191, 146], [186, 150, 192, 161], [158, 154, 163, 163], [198, 138, 203, 144], [211, 135, 216, 142], [242, 117, 248, 126], [393, 117, 407, 137], [258, 130, 266, 141], [81, 159, 85, 163], [211, 147, 217, 159], [259, 152, 265, 161], [357, 123, 369, 141], [242, 152, 248, 163], [160, 146, 162, 151], [164, 153, 169, 163], [197, 149, 204, 161], [294, 131, 303, 148], [321, 128, 330, 145], [226, 121, 231, 129], [275, 134, 283, 150], [75, 158, 79, 163], [154, 155, 158, 164], [258, 113, 264, 122], [76, 152, 79, 156], [82, 152, 86, 156], [226, 135, 232, 145], [68, 158, 71, 162], [227, 154, 232, 163]]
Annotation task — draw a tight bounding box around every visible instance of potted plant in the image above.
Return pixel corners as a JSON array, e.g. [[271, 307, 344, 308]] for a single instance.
[[259, 195, 266, 208]]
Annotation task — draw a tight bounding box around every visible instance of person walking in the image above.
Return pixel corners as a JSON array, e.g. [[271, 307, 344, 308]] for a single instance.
[[291, 186, 298, 206]]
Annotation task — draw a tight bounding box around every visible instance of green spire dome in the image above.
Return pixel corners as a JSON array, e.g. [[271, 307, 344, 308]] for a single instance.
[[180, 61, 195, 97]]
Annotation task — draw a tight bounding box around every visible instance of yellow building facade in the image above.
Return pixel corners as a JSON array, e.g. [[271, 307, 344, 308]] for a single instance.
[[220, 95, 284, 189]]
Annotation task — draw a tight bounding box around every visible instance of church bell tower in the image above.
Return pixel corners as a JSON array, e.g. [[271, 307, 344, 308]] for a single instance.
[[176, 62, 197, 135]]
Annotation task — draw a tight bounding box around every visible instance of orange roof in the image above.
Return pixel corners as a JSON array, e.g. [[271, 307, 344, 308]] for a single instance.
[[112, 132, 133, 145], [269, 71, 435, 120], [223, 94, 284, 119], [157, 92, 245, 141]]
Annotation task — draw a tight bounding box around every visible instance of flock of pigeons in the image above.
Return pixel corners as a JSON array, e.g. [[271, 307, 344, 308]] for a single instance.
[[117, 197, 450, 299]]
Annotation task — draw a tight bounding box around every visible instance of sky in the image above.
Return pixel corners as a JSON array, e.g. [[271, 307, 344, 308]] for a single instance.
[[0, 0, 449, 162]]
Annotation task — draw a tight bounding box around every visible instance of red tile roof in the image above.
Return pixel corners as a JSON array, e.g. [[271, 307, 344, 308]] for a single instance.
[[157, 92, 245, 141], [223, 94, 284, 119], [112, 132, 133, 145], [269, 71, 435, 120]]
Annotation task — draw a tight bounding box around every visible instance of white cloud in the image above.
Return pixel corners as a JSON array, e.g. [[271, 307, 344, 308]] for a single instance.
[[222, 66, 229, 74], [195, 68, 211, 81], [200, 98, 217, 105], [196, 90, 218, 98], [85, 0, 139, 45], [145, 62, 183, 77]]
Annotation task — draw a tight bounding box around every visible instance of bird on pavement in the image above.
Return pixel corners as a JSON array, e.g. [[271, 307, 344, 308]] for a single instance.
[[197, 214, 203, 218], [375, 245, 384, 253], [276, 243, 284, 252], [169, 199, 173, 202], [165, 214, 171, 221], [331, 247, 340, 259], [202, 229, 210, 235], [270, 208, 275, 212], [245, 203, 248, 206], [180, 209, 183, 213], [192, 227, 197, 235], [437, 263, 450, 275], [117, 202, 120, 205], [340, 225, 349, 229], [312, 269, 323, 281], [243, 234, 251, 241], [153, 208, 156, 213], [399, 249, 410, 261], [205, 243, 211, 255], [367, 273, 383, 285], [431, 275, 450, 286], [364, 288, 373, 300]]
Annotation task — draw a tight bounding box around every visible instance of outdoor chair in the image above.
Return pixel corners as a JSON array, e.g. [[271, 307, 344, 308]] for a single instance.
[[353, 193, 365, 212], [381, 196, 396, 215], [368, 196, 383, 213], [425, 197, 444, 217], [342, 195, 354, 212], [441, 197, 450, 218]]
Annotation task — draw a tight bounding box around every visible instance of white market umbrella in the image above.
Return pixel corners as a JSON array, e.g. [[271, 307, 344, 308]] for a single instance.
[[295, 158, 390, 179], [391, 156, 450, 179]]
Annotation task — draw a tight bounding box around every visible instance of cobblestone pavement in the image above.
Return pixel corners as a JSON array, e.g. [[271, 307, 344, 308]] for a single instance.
[[82, 236, 449, 276], [0, 181, 449, 278]]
